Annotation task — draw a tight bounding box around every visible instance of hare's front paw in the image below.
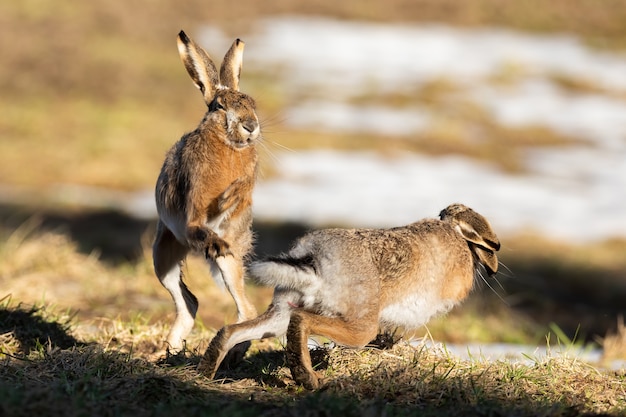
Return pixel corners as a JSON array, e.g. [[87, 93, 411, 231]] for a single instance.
[[218, 179, 246, 213], [205, 236, 232, 259], [187, 226, 232, 258]]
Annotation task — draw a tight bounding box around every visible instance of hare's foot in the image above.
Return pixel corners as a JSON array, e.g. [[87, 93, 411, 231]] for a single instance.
[[198, 339, 224, 379], [289, 361, 320, 390], [198, 340, 250, 378], [205, 236, 232, 259]]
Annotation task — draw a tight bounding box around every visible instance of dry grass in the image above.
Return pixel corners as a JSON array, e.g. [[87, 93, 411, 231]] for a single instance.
[[0, 218, 624, 416], [2, 2, 626, 414], [2, 0, 626, 190], [1, 301, 624, 416], [2, 221, 625, 347], [0, 224, 273, 331]]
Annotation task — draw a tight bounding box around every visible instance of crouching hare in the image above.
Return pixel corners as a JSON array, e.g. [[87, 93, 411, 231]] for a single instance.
[[153, 31, 261, 351], [198, 204, 501, 389]]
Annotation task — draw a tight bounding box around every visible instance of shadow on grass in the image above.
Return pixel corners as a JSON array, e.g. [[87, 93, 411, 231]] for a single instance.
[[0, 302, 620, 416], [0, 302, 83, 354], [0, 202, 624, 342], [0, 203, 309, 265], [497, 250, 626, 342], [1, 337, 617, 417], [157, 337, 624, 416]]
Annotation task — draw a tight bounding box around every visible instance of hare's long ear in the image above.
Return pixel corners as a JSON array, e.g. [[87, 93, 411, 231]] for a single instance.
[[473, 247, 499, 276], [450, 208, 500, 253], [456, 212, 500, 276], [441, 204, 501, 276], [219, 39, 244, 91], [177, 30, 219, 103], [456, 218, 500, 252], [460, 211, 500, 275]]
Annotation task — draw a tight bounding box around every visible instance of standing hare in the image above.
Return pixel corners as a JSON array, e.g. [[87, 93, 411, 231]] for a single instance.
[[153, 31, 260, 351], [199, 204, 500, 389]]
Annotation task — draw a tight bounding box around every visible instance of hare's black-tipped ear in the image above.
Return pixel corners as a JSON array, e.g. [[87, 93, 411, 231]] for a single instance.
[[457, 215, 500, 276], [474, 247, 499, 276], [456, 218, 500, 252], [441, 204, 501, 276], [177, 30, 219, 102], [441, 204, 500, 252], [220, 38, 245, 91]]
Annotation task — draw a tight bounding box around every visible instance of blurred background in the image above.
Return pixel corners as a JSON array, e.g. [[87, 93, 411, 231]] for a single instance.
[[1, 0, 625, 354]]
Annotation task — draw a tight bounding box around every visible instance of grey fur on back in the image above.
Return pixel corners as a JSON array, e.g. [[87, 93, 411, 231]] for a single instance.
[[200, 204, 501, 388], [248, 204, 499, 327]]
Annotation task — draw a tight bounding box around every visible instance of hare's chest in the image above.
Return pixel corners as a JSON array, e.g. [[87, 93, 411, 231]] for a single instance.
[[379, 293, 455, 330]]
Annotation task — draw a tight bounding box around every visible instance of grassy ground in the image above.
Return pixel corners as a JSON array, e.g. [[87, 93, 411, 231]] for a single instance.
[[1, 301, 625, 417], [2, 1, 626, 415]]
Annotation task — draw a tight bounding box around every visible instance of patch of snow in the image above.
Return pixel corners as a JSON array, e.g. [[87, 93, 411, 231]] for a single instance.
[[196, 18, 626, 242], [475, 80, 626, 150], [254, 150, 626, 242], [237, 17, 626, 93], [422, 341, 626, 371], [285, 101, 430, 136]]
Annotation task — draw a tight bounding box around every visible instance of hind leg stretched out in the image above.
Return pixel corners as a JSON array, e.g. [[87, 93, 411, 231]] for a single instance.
[[198, 303, 291, 378]]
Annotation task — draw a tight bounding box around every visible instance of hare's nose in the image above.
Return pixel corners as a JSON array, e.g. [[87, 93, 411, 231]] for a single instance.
[[242, 120, 258, 134]]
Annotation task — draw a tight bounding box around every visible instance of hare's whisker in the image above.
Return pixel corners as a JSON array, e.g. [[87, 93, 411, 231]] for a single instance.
[[477, 269, 508, 306], [258, 141, 282, 165], [268, 140, 297, 153], [497, 261, 514, 279]]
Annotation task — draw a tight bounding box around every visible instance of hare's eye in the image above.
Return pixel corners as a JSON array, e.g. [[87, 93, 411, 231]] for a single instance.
[[209, 98, 225, 112]]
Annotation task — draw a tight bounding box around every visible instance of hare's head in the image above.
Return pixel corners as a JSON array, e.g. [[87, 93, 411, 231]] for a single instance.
[[177, 30, 260, 149], [439, 204, 501, 276]]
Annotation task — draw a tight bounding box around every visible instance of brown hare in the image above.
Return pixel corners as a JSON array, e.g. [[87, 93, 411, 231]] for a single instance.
[[198, 204, 500, 389], [153, 31, 260, 351]]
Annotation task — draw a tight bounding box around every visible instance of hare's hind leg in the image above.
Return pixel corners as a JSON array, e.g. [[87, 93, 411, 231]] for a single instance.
[[210, 254, 258, 364], [286, 310, 378, 390], [198, 304, 290, 378], [153, 221, 195, 351], [214, 255, 257, 321]]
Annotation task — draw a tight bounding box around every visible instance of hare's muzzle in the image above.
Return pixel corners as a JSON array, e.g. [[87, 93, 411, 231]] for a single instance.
[[236, 119, 260, 144]]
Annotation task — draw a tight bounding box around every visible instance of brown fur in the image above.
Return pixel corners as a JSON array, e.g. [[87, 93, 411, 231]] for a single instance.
[[153, 31, 260, 351]]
